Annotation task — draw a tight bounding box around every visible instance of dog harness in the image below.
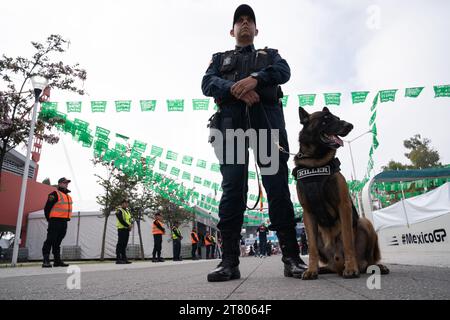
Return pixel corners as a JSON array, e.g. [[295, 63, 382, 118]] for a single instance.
[[292, 158, 359, 228]]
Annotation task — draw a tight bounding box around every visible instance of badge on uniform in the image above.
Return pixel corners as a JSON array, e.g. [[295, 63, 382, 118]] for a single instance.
[[223, 56, 232, 66]]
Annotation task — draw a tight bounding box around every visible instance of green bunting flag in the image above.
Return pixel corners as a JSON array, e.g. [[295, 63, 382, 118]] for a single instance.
[[371, 123, 377, 136], [133, 140, 147, 153], [182, 171, 191, 180], [203, 180, 212, 188], [379, 89, 398, 103], [91, 101, 107, 112], [281, 95, 289, 108], [298, 94, 316, 107], [194, 176, 202, 184], [151, 145, 163, 157], [371, 92, 379, 111], [115, 133, 129, 140], [324, 93, 341, 106], [67, 101, 82, 113], [434, 85, 450, 97], [351, 91, 370, 104], [167, 99, 184, 112], [41, 101, 58, 111], [146, 156, 156, 167], [115, 100, 131, 112], [210, 163, 220, 172], [248, 171, 256, 179], [74, 118, 89, 131], [182, 155, 193, 166], [159, 161, 168, 172], [373, 134, 379, 149], [166, 150, 178, 161], [192, 99, 210, 111], [115, 142, 127, 154], [405, 87, 424, 98], [140, 100, 156, 112], [197, 159, 207, 168], [95, 126, 110, 139], [369, 110, 377, 126], [170, 167, 180, 177]]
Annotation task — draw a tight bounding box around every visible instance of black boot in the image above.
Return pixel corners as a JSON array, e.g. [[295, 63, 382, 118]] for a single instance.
[[277, 228, 307, 278], [207, 233, 240, 282], [53, 252, 69, 267], [42, 255, 52, 268]]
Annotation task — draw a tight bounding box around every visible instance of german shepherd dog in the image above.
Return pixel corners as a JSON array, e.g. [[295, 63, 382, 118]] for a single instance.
[[293, 107, 389, 280]]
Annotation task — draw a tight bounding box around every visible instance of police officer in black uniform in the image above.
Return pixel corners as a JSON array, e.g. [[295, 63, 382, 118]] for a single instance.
[[202, 4, 307, 282]]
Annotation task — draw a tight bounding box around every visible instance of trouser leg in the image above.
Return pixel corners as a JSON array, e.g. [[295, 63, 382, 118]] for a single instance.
[[52, 220, 67, 262]]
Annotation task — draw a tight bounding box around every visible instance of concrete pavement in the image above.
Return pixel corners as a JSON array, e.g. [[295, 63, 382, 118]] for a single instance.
[[0, 255, 449, 300]]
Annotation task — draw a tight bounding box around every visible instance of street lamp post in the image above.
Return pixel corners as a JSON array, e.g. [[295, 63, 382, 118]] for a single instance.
[[11, 76, 48, 267], [343, 130, 371, 218]]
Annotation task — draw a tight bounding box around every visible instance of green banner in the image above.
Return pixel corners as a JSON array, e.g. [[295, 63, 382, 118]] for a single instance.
[[324, 93, 341, 106], [373, 134, 379, 149], [182, 171, 191, 181], [371, 123, 377, 136], [159, 161, 168, 172], [66, 101, 82, 113], [140, 100, 156, 112], [192, 99, 210, 110], [405, 87, 424, 98], [248, 171, 256, 179], [371, 92, 379, 111], [167, 99, 184, 112], [182, 155, 193, 166], [151, 145, 163, 157], [197, 159, 207, 168], [41, 101, 58, 111], [166, 150, 178, 161], [379, 89, 398, 103], [281, 95, 289, 108], [298, 94, 316, 107], [91, 101, 106, 112], [115, 100, 131, 112], [95, 126, 110, 138], [210, 163, 220, 172], [115, 133, 129, 140], [369, 110, 377, 126], [133, 140, 147, 153], [170, 167, 180, 177], [351, 91, 370, 104], [434, 85, 450, 97], [194, 176, 202, 184]]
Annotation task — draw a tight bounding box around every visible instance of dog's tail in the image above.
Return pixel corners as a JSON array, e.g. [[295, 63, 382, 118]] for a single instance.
[[372, 233, 382, 263]]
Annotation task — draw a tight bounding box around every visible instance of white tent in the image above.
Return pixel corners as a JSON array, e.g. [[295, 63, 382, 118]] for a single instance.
[[372, 182, 450, 267], [26, 209, 194, 260], [373, 182, 450, 231]]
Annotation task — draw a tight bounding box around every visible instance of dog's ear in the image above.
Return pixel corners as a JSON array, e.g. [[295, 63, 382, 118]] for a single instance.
[[299, 107, 310, 125], [322, 106, 330, 113]]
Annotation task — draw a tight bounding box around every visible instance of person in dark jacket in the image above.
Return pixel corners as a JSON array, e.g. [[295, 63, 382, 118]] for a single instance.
[[42, 177, 73, 268]]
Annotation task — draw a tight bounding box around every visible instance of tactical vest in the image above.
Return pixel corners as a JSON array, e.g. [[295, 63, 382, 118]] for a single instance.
[[116, 207, 132, 229], [216, 48, 282, 106], [49, 190, 73, 219], [292, 158, 359, 228]]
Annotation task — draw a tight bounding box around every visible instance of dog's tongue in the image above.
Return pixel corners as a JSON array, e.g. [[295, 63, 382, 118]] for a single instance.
[[330, 135, 344, 147]]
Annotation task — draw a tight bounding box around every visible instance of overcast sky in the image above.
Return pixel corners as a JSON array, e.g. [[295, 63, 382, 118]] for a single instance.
[[1, 0, 449, 212]]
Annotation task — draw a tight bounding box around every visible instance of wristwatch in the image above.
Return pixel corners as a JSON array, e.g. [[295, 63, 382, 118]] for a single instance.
[[250, 72, 260, 82]]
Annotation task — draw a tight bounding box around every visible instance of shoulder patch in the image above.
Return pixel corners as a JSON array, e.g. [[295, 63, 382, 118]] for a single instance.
[[48, 194, 55, 201]]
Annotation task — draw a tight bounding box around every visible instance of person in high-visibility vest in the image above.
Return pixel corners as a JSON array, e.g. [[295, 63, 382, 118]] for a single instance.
[[152, 212, 165, 262], [115, 199, 133, 264], [171, 221, 183, 261], [205, 232, 213, 259], [42, 177, 73, 268], [190, 227, 200, 260]]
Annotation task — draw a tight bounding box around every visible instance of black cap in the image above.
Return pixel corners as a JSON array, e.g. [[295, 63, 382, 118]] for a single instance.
[[58, 177, 71, 184], [233, 4, 256, 26]]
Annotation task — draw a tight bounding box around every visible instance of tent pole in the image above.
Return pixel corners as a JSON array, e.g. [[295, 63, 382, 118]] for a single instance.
[[76, 211, 80, 246], [399, 181, 411, 228]]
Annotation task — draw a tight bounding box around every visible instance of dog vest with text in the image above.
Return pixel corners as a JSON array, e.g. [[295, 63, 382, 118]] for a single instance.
[[292, 158, 359, 228]]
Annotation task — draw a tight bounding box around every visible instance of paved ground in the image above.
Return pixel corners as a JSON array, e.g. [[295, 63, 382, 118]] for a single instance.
[[1, 255, 449, 300]]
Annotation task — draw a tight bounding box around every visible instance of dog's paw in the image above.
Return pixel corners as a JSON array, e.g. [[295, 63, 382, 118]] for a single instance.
[[377, 264, 390, 275], [342, 268, 360, 279], [301, 269, 318, 280]]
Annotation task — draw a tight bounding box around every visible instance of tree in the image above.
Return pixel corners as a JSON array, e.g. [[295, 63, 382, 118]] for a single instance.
[[42, 177, 51, 185], [0, 34, 86, 187], [382, 134, 442, 171]]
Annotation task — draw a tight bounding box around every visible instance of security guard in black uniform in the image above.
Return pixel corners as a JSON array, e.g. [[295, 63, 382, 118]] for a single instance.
[[42, 177, 73, 268], [202, 4, 307, 282]]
